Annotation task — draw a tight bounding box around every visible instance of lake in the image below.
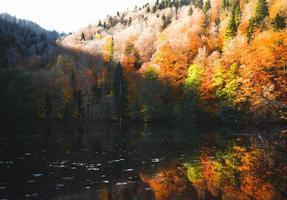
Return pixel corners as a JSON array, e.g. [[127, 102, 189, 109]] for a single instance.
[[0, 122, 286, 200]]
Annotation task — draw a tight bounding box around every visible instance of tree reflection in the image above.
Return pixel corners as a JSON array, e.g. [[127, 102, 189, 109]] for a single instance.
[[137, 128, 286, 200], [185, 132, 285, 200]]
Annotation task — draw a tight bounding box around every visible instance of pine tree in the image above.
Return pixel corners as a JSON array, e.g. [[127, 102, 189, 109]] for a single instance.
[[194, 0, 203, 9], [152, 5, 157, 13], [98, 20, 102, 27], [254, 0, 269, 25], [234, 0, 240, 27], [225, 0, 240, 39], [271, 13, 286, 31], [161, 14, 172, 30], [247, 17, 255, 43], [113, 63, 126, 123], [128, 17, 132, 26], [203, 0, 211, 14], [188, 6, 193, 16], [147, 6, 151, 13], [81, 32, 85, 41], [226, 14, 237, 38], [221, 0, 229, 10]]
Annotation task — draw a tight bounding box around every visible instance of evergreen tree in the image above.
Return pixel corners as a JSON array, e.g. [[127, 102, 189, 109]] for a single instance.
[[234, 0, 240, 27], [247, 17, 255, 43], [128, 17, 132, 26], [226, 14, 237, 38], [103, 22, 107, 29], [221, 0, 229, 10], [161, 14, 172, 30], [108, 16, 113, 27], [225, 0, 240, 38], [188, 6, 193, 16], [81, 32, 85, 41], [113, 63, 126, 123], [203, 0, 211, 14], [271, 13, 286, 31], [147, 6, 151, 13], [254, 0, 269, 25], [98, 20, 102, 27], [194, 0, 203, 9], [152, 6, 157, 13]]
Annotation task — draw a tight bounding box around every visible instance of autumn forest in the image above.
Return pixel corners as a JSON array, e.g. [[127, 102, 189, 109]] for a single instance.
[[0, 0, 286, 124], [0, 0, 287, 199]]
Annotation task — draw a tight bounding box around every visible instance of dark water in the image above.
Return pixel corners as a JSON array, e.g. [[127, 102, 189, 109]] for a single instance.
[[0, 122, 286, 200]]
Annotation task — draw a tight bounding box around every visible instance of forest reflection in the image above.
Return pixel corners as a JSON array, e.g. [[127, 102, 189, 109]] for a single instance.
[[137, 128, 286, 200], [0, 122, 286, 200]]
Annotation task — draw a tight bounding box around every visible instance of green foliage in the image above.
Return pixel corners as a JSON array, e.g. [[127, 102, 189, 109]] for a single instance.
[[254, 0, 269, 25], [203, 0, 211, 14], [103, 37, 114, 63], [271, 14, 286, 31], [182, 64, 204, 121], [225, 0, 240, 39], [144, 66, 159, 80], [194, 0, 203, 9], [188, 6, 193, 16], [215, 63, 238, 102], [184, 64, 204, 93], [221, 0, 229, 10], [140, 67, 162, 122], [186, 162, 204, 184], [247, 17, 255, 43], [213, 64, 240, 122]]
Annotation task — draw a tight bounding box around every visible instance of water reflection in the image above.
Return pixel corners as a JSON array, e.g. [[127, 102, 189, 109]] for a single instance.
[[0, 122, 286, 199]]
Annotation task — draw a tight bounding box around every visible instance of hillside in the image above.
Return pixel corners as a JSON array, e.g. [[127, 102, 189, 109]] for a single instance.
[[0, 0, 286, 123], [0, 13, 59, 68]]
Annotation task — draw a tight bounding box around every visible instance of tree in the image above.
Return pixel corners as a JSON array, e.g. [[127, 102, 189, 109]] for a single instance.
[[254, 0, 269, 25], [182, 64, 205, 121], [271, 14, 286, 31], [161, 14, 172, 30], [98, 20, 102, 27], [188, 6, 193, 16], [113, 63, 126, 124], [128, 17, 132, 26], [225, 0, 240, 39], [152, 6, 157, 13], [81, 32, 85, 41], [147, 6, 151, 13], [102, 37, 114, 64], [221, 0, 229, 10], [184, 64, 204, 93], [194, 0, 203, 9], [203, 0, 211, 14], [247, 17, 255, 43], [140, 66, 162, 122]]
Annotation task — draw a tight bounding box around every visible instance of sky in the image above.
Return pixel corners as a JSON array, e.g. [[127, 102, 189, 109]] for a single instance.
[[0, 0, 151, 33]]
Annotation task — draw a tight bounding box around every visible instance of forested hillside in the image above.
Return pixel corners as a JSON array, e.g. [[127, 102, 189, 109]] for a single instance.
[[0, 0, 286, 123]]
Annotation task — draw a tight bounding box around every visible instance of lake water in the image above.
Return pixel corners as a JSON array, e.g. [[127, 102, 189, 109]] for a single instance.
[[0, 122, 286, 200]]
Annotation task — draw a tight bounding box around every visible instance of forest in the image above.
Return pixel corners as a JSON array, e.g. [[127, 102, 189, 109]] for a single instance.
[[0, 0, 286, 124]]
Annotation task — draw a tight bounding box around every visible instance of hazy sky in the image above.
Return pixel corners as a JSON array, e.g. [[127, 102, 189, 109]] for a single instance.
[[0, 0, 151, 32]]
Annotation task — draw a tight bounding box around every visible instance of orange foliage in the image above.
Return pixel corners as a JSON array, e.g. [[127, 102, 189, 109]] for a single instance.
[[140, 167, 191, 200], [152, 43, 189, 86]]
